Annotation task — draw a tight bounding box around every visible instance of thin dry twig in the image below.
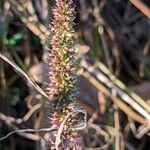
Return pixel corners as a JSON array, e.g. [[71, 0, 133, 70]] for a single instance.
[[0, 126, 57, 141], [129, 0, 150, 18], [114, 106, 121, 150], [86, 122, 114, 149], [0, 103, 42, 124], [8, 0, 49, 41], [0, 112, 41, 141], [128, 117, 150, 139], [88, 122, 110, 142]]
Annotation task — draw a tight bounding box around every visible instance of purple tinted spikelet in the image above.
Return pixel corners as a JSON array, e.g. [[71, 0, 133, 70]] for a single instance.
[[45, 0, 85, 149], [48, 0, 77, 101]]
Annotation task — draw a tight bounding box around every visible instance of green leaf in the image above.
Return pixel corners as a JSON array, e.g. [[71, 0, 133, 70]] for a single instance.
[[6, 31, 24, 46]]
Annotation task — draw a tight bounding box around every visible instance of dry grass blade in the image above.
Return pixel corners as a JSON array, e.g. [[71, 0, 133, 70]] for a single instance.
[[81, 59, 150, 120], [84, 71, 148, 125], [0, 52, 51, 101], [81, 69, 148, 126], [96, 60, 150, 113]]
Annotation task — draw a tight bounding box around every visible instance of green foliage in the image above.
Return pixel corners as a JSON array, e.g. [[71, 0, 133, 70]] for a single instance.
[[5, 31, 24, 46]]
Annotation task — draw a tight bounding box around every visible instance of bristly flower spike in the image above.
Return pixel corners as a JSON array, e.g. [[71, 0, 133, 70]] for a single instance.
[[45, 0, 85, 149], [47, 0, 78, 102]]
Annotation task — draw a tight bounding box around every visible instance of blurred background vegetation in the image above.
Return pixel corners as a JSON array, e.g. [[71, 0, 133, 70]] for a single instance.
[[0, 0, 150, 150]]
